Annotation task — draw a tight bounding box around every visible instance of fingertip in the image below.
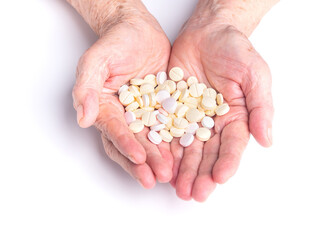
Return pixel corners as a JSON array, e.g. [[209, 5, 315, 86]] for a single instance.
[[77, 90, 100, 128], [192, 176, 217, 202], [249, 109, 273, 148], [156, 167, 173, 183]]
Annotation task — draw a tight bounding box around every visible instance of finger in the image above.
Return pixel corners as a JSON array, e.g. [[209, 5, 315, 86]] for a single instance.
[[242, 58, 274, 147], [212, 120, 249, 184], [72, 45, 110, 128], [95, 94, 146, 164], [192, 134, 220, 202], [135, 128, 173, 183], [101, 135, 156, 189], [175, 139, 204, 201], [170, 137, 184, 188]]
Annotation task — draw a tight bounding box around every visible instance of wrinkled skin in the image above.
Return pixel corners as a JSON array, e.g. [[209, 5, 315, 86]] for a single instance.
[[168, 23, 274, 201], [72, 16, 173, 189]]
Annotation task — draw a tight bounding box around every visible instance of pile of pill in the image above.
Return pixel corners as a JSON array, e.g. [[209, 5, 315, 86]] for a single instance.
[[118, 67, 230, 147]]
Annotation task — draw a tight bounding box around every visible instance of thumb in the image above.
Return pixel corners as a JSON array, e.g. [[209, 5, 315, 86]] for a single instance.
[[242, 57, 274, 147], [72, 46, 109, 128]]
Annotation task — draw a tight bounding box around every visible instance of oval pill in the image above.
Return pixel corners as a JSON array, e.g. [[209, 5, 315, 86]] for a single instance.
[[156, 90, 170, 103], [129, 120, 144, 133], [203, 88, 217, 98], [189, 83, 204, 97], [175, 104, 189, 118], [130, 78, 144, 86], [185, 122, 199, 135], [187, 76, 198, 86], [215, 103, 230, 116], [157, 113, 169, 124], [156, 71, 167, 85], [129, 85, 141, 97], [170, 127, 185, 137], [179, 133, 194, 147], [173, 117, 189, 129], [162, 97, 177, 114], [119, 90, 134, 106], [124, 111, 136, 124], [169, 67, 184, 81], [142, 94, 150, 107], [177, 81, 188, 91], [159, 129, 173, 143], [186, 108, 202, 122], [148, 130, 162, 145], [142, 111, 157, 126], [125, 101, 139, 112], [201, 96, 217, 110], [196, 127, 211, 141], [140, 83, 154, 95], [216, 93, 224, 105], [164, 80, 176, 93], [151, 124, 166, 132], [118, 84, 129, 95], [201, 116, 215, 129]]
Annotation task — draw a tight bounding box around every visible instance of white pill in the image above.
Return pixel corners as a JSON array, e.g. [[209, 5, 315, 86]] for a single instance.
[[153, 110, 159, 116], [215, 103, 230, 116], [156, 71, 167, 85], [133, 109, 146, 118], [201, 96, 217, 110], [124, 111, 136, 124], [148, 130, 162, 145], [125, 101, 139, 112], [189, 83, 204, 97], [151, 124, 166, 132], [158, 107, 169, 116], [162, 97, 177, 114], [140, 83, 154, 95], [149, 92, 156, 106], [142, 111, 157, 126], [186, 108, 202, 122], [185, 122, 199, 135], [196, 127, 211, 141], [118, 84, 129, 95], [159, 129, 173, 143], [187, 76, 198, 86], [205, 109, 216, 117], [157, 113, 169, 124], [216, 93, 224, 105], [164, 80, 177, 93], [144, 74, 156, 83], [203, 88, 217, 98], [201, 116, 215, 129], [119, 90, 134, 106], [173, 117, 189, 129], [179, 88, 190, 102], [129, 120, 144, 133], [165, 116, 173, 129], [142, 106, 155, 112], [128, 85, 141, 97], [177, 81, 188, 91], [169, 67, 184, 81], [136, 96, 143, 107], [155, 90, 170, 103], [175, 104, 189, 118], [183, 97, 199, 108], [170, 127, 185, 137], [130, 78, 144, 86], [179, 133, 194, 147], [156, 84, 171, 93], [142, 94, 150, 107], [171, 90, 181, 101]]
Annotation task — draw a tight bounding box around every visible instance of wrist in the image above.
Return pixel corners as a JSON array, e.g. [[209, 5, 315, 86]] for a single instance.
[[67, 0, 149, 37], [186, 0, 279, 37]]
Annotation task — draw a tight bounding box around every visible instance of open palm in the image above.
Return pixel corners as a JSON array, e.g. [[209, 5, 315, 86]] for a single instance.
[[168, 25, 274, 201]]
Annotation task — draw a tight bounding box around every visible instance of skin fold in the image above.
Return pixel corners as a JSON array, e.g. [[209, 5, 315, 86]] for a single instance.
[[68, 0, 278, 201]]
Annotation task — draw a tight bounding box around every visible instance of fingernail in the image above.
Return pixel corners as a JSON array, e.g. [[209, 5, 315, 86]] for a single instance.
[[76, 105, 84, 125], [128, 154, 138, 164], [267, 127, 273, 146]]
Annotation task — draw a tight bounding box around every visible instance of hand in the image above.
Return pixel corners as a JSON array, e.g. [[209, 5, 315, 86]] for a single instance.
[[71, 1, 172, 188], [168, 21, 274, 201]]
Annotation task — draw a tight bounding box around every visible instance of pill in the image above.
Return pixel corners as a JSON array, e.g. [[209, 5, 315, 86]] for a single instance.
[[186, 108, 202, 122], [187, 76, 198, 86], [158, 107, 169, 116], [199, 83, 207, 90], [215, 103, 230, 116], [189, 83, 204, 97], [164, 80, 176, 93], [125, 101, 139, 112], [149, 92, 156, 106], [205, 109, 216, 117], [140, 83, 154, 95], [196, 127, 211, 141], [177, 81, 188, 91], [216, 93, 224, 105], [162, 97, 177, 114], [124, 111, 136, 124], [130, 78, 144, 86], [179, 88, 190, 102], [175, 104, 189, 118], [129, 120, 144, 133], [183, 97, 199, 108], [142, 94, 150, 107], [179, 133, 194, 147], [119, 90, 134, 106], [173, 117, 189, 129], [172, 90, 181, 101], [144, 74, 156, 83], [170, 127, 185, 137], [159, 129, 173, 143], [142, 106, 155, 112], [153, 110, 159, 116], [156, 71, 167, 85], [169, 67, 184, 81], [198, 110, 206, 121], [136, 96, 143, 107], [118, 84, 129, 95], [157, 113, 169, 124], [151, 123, 166, 132], [203, 88, 217, 98], [201, 116, 215, 129], [155, 84, 171, 93], [128, 85, 141, 97], [148, 130, 162, 145], [155, 89, 170, 103], [201, 96, 217, 110], [142, 111, 157, 126], [165, 117, 173, 129], [185, 122, 199, 135], [133, 109, 146, 118]]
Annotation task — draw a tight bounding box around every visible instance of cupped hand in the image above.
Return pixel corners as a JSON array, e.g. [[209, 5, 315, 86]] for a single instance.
[[72, 11, 172, 188], [168, 24, 274, 201]]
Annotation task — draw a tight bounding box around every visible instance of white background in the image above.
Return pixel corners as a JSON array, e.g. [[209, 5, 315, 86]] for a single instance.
[[0, 0, 319, 239]]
